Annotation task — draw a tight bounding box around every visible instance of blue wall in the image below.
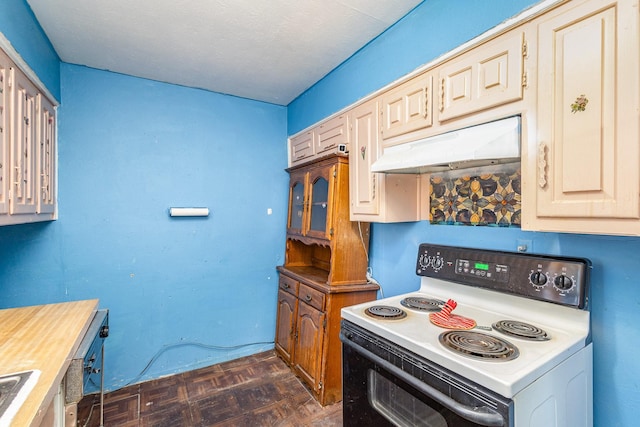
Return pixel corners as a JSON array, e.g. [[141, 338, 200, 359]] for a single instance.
[[1, 0, 288, 390], [288, 1, 640, 426], [0, 62, 288, 388]]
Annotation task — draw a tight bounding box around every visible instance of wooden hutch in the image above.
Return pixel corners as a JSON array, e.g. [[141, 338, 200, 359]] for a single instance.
[[275, 154, 378, 406]]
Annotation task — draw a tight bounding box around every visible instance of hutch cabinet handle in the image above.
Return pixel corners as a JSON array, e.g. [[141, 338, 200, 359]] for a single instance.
[[304, 295, 312, 302], [282, 283, 289, 289], [538, 142, 548, 188]]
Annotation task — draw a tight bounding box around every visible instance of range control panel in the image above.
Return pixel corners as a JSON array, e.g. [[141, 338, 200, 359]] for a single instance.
[[416, 243, 591, 309]]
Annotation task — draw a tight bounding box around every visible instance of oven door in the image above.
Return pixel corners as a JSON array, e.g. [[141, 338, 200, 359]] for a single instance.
[[340, 320, 513, 427]]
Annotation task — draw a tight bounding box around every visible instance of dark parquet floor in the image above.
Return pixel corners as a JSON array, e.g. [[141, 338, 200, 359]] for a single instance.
[[77, 350, 342, 427]]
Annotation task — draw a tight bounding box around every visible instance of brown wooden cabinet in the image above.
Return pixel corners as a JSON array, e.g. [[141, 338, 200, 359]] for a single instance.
[[284, 155, 371, 285], [275, 269, 378, 406], [276, 154, 378, 405], [274, 275, 298, 364]]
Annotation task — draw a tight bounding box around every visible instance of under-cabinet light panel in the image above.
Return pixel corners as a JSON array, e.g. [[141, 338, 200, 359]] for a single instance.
[[169, 207, 209, 217]]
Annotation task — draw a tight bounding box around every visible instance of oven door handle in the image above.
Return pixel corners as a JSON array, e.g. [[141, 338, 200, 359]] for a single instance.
[[341, 334, 505, 427]]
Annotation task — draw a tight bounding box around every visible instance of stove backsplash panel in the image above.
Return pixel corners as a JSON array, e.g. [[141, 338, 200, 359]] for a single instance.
[[429, 164, 521, 227]]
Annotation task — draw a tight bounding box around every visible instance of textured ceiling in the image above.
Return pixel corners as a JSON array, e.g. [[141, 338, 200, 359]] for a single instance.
[[26, 0, 422, 105]]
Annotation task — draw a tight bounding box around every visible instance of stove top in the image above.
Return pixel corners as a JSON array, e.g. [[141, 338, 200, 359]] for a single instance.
[[341, 244, 591, 398]]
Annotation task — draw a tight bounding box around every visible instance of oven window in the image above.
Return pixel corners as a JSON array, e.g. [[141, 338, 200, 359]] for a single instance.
[[368, 369, 448, 427]]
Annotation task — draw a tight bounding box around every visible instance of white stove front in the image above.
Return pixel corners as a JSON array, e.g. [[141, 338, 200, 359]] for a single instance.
[[341, 277, 590, 399]]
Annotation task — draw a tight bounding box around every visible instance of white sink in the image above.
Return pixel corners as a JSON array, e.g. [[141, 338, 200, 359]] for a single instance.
[[0, 370, 40, 427]]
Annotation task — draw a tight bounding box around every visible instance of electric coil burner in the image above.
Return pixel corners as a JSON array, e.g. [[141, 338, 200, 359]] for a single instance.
[[439, 330, 519, 361], [492, 320, 550, 341], [365, 305, 407, 319], [400, 296, 444, 312], [341, 243, 593, 427]]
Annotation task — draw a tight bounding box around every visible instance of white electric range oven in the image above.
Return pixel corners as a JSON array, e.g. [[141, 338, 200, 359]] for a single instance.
[[341, 243, 592, 427]]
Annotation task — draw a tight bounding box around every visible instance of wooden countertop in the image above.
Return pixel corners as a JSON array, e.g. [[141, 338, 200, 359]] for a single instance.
[[0, 299, 99, 426]]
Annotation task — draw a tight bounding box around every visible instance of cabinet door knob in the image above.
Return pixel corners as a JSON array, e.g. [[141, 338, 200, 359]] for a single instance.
[[439, 78, 445, 113], [423, 85, 429, 119], [305, 295, 312, 302]]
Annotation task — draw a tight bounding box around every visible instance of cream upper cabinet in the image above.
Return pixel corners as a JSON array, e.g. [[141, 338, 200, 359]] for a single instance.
[[0, 49, 10, 215], [0, 43, 58, 226], [289, 115, 349, 167], [11, 66, 39, 215], [349, 98, 421, 222], [315, 114, 348, 157], [522, 0, 640, 235], [37, 94, 56, 214], [380, 72, 433, 146], [437, 30, 525, 122], [349, 99, 379, 217], [290, 130, 315, 166]]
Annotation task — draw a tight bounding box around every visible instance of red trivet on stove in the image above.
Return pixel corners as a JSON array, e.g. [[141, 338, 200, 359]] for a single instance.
[[429, 299, 476, 330]]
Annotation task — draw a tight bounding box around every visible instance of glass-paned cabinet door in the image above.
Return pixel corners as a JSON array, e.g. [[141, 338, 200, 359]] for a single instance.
[[309, 177, 328, 232], [287, 171, 306, 235], [307, 166, 333, 239]]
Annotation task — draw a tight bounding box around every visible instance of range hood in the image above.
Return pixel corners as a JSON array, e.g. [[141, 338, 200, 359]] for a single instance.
[[371, 116, 521, 174]]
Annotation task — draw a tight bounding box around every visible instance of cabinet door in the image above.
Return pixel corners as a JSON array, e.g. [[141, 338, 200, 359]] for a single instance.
[[275, 289, 297, 364], [293, 300, 325, 392], [380, 73, 433, 144], [290, 130, 315, 166], [11, 68, 38, 215], [349, 99, 422, 223], [37, 94, 56, 214], [533, 0, 639, 222], [316, 114, 348, 156], [349, 99, 381, 217], [438, 31, 524, 122], [305, 164, 335, 240], [286, 170, 307, 236], [0, 51, 10, 215]]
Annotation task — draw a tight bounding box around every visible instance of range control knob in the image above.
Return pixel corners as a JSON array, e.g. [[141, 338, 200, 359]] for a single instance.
[[100, 325, 110, 338], [554, 275, 574, 291], [529, 271, 548, 287], [418, 254, 430, 269], [432, 256, 444, 271]]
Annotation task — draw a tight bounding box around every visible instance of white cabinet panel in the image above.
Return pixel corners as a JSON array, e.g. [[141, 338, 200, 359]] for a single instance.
[[316, 114, 348, 156], [11, 68, 38, 215], [349, 100, 380, 217], [438, 31, 524, 122], [523, 0, 640, 235], [0, 49, 10, 215], [289, 115, 349, 167], [380, 73, 433, 145], [349, 99, 421, 222], [290, 130, 315, 166], [37, 94, 56, 214], [0, 44, 58, 225]]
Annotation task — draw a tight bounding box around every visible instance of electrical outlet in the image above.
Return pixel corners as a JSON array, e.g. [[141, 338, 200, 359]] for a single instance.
[[517, 239, 532, 253]]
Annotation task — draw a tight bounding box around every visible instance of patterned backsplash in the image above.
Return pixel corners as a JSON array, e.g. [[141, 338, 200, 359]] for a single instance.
[[429, 164, 521, 227]]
